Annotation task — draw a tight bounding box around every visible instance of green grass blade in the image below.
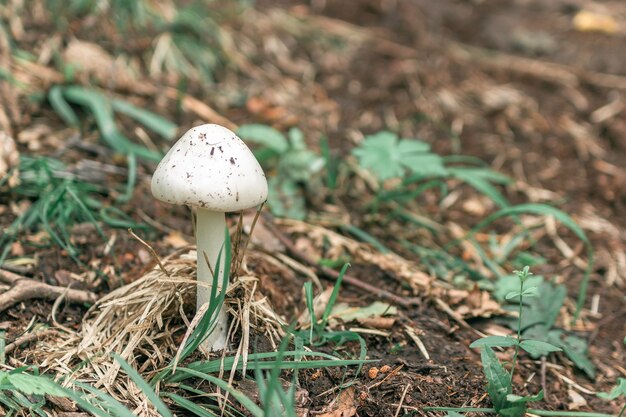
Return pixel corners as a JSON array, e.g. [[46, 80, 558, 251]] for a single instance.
[[115, 152, 137, 204], [304, 282, 315, 343], [448, 167, 510, 208], [174, 229, 230, 364], [165, 351, 370, 383], [66, 185, 107, 240], [48, 85, 80, 126], [163, 393, 218, 417], [113, 353, 173, 417], [340, 225, 389, 253], [60, 86, 162, 161], [319, 263, 350, 329], [423, 407, 497, 413], [527, 410, 615, 417], [173, 368, 264, 417], [111, 98, 177, 139], [71, 381, 136, 417]]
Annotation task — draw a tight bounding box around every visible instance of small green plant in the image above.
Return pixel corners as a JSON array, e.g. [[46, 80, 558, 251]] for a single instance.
[[296, 264, 366, 354], [352, 131, 447, 181], [352, 131, 510, 209], [424, 267, 613, 417], [0, 156, 148, 266], [238, 124, 325, 220], [353, 131, 593, 321], [470, 267, 561, 416], [494, 274, 596, 378], [0, 368, 65, 416]]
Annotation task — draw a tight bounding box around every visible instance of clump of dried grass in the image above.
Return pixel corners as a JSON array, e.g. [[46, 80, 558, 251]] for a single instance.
[[29, 245, 286, 410]]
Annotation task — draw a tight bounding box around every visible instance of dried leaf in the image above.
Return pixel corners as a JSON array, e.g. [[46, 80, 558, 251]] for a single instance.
[[319, 386, 357, 417], [455, 287, 503, 318], [330, 301, 396, 322], [568, 389, 587, 410], [163, 231, 189, 248], [573, 10, 619, 34]]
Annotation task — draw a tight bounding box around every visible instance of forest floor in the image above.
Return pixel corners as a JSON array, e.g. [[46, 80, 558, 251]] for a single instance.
[[0, 0, 624, 416]]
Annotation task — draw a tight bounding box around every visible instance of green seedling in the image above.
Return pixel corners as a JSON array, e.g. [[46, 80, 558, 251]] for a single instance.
[[238, 124, 325, 220], [425, 267, 612, 417], [291, 263, 368, 383], [494, 274, 595, 378]]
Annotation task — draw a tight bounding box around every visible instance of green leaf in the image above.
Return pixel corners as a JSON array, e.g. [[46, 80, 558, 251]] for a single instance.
[[494, 274, 544, 303], [353, 132, 446, 181], [447, 167, 511, 208], [353, 132, 403, 180], [519, 340, 562, 356], [237, 124, 289, 154], [446, 412, 465, 417], [288, 127, 306, 150], [470, 336, 518, 349], [278, 149, 325, 182], [330, 301, 396, 322], [505, 291, 522, 300], [502, 281, 566, 332], [7, 373, 68, 397], [507, 390, 544, 403], [397, 139, 431, 153], [546, 331, 595, 378], [57, 86, 162, 161], [110, 98, 177, 140], [48, 86, 80, 126], [480, 347, 513, 413], [597, 378, 626, 400], [402, 153, 447, 177], [521, 287, 539, 297]]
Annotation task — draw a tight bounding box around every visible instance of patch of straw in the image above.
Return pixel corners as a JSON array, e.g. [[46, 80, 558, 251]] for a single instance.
[[26, 246, 286, 413]]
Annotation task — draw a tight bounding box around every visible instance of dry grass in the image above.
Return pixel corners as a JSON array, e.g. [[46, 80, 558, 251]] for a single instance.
[[15, 245, 286, 412]]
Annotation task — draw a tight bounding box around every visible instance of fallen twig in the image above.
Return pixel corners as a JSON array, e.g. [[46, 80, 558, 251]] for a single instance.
[[0, 269, 98, 313], [5, 328, 58, 355]]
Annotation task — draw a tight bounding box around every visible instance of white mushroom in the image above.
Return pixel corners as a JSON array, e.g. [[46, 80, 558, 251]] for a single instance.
[[151, 124, 268, 351]]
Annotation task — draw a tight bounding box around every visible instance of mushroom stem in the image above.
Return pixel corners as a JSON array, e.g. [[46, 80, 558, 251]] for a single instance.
[[195, 207, 229, 351]]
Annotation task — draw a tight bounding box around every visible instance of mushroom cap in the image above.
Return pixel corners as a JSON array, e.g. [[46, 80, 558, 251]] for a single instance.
[[151, 124, 268, 211]]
